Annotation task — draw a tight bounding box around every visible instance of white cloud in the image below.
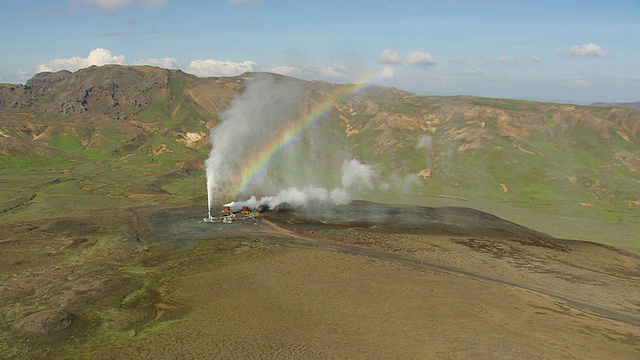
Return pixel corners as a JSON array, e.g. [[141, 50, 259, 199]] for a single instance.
[[463, 66, 479, 74], [498, 56, 513, 63], [379, 65, 395, 78], [304, 63, 352, 80], [449, 56, 466, 64], [269, 63, 353, 82], [133, 57, 181, 69], [568, 78, 591, 87], [37, 48, 126, 72], [187, 59, 255, 77], [560, 43, 609, 57], [407, 51, 436, 66], [269, 66, 304, 78], [17, 68, 28, 79], [379, 49, 402, 65], [0, 68, 30, 84], [71, 0, 165, 13], [530, 55, 543, 63], [227, 0, 259, 5]]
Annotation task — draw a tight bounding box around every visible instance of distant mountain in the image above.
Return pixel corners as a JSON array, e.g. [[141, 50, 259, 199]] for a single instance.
[[591, 101, 640, 110], [24, 70, 72, 85], [0, 65, 239, 163], [1, 65, 639, 216]]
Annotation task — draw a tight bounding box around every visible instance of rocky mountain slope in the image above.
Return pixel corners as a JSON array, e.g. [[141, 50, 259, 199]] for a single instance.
[[0, 65, 238, 162]]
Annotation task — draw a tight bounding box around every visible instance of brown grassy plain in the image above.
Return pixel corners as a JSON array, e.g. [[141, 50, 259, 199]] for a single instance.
[[1, 202, 639, 359]]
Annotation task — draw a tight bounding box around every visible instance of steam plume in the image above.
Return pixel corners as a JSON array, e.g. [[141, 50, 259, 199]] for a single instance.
[[205, 74, 304, 215], [204, 73, 420, 217], [205, 74, 379, 215], [225, 160, 377, 212]]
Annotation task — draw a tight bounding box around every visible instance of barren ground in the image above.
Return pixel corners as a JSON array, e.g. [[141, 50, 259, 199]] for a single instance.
[[1, 201, 639, 359]]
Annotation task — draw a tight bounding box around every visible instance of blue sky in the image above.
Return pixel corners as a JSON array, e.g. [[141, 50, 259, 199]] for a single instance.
[[1, 0, 639, 104]]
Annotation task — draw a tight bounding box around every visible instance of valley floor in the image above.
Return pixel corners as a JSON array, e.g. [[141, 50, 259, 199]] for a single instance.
[[1, 203, 639, 359]]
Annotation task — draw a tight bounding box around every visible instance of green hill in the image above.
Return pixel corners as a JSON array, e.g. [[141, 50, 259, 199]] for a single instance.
[[1, 65, 638, 252]]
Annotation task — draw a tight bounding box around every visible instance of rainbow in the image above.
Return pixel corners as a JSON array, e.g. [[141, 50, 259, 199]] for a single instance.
[[231, 80, 373, 196]]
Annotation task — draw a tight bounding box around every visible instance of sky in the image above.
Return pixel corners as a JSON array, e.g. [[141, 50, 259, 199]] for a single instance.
[[1, 0, 639, 104]]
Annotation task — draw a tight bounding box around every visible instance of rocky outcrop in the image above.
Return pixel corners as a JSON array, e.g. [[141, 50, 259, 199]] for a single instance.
[[25, 70, 72, 85], [13, 309, 78, 341]]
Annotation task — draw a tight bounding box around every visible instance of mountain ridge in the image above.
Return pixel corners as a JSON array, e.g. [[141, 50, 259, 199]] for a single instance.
[[592, 101, 640, 110]]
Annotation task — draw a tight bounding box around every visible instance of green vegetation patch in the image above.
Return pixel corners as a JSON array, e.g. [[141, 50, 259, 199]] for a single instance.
[[136, 102, 168, 123]]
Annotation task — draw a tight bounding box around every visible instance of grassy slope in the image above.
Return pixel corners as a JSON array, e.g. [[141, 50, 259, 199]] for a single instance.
[[340, 90, 640, 252], [0, 67, 222, 222]]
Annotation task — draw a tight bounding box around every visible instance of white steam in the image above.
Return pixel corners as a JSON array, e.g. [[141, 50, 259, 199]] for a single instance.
[[204, 73, 422, 217], [417, 134, 432, 149], [224, 158, 378, 212], [224, 161, 373, 212], [205, 74, 305, 214], [341, 158, 376, 191], [205, 74, 381, 215]]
